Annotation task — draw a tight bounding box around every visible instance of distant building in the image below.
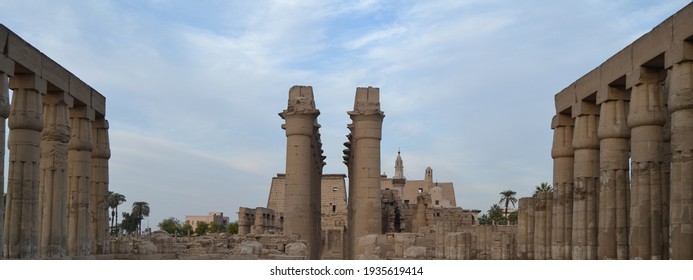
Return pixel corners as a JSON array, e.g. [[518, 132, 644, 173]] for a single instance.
[[185, 212, 229, 229]]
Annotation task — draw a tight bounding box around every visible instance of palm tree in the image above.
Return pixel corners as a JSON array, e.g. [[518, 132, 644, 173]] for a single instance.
[[107, 192, 126, 235], [131, 201, 150, 236], [499, 190, 517, 222], [534, 182, 553, 196]]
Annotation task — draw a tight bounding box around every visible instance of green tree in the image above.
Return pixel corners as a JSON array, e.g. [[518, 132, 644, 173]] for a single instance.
[[227, 221, 239, 234], [107, 191, 126, 235], [534, 182, 553, 196], [478, 214, 490, 225], [507, 211, 518, 224], [131, 201, 150, 236], [209, 221, 225, 233], [120, 212, 138, 235], [195, 221, 209, 236], [158, 217, 182, 235], [499, 190, 518, 219], [182, 222, 193, 236], [488, 204, 506, 225]]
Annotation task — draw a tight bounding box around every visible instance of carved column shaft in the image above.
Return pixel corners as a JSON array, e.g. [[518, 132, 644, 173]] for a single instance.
[[597, 97, 630, 259], [39, 92, 72, 258], [572, 109, 599, 260], [5, 73, 45, 259], [628, 67, 667, 259], [669, 60, 693, 259], [67, 106, 94, 256], [91, 117, 110, 254], [0, 57, 13, 259], [280, 86, 321, 259], [551, 115, 573, 259], [347, 87, 384, 259]]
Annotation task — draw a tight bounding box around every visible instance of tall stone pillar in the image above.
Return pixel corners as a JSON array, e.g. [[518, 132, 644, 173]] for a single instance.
[[517, 197, 529, 259], [669, 56, 693, 259], [534, 191, 553, 259], [597, 92, 630, 259], [91, 117, 110, 254], [551, 114, 573, 259], [0, 55, 13, 259], [4, 73, 45, 259], [571, 102, 599, 260], [39, 91, 72, 258], [627, 67, 667, 259], [279, 86, 322, 259], [67, 106, 94, 256], [533, 192, 547, 259], [346, 87, 384, 259]]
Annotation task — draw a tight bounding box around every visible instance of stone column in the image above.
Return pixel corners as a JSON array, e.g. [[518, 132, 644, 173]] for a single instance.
[[517, 197, 529, 259], [571, 102, 599, 260], [39, 91, 72, 258], [347, 87, 384, 259], [67, 106, 94, 256], [597, 91, 630, 259], [279, 86, 321, 259], [669, 57, 693, 259], [91, 117, 110, 254], [627, 67, 667, 260], [551, 114, 573, 259], [526, 196, 535, 260], [0, 55, 13, 259], [4, 73, 45, 259], [533, 193, 547, 259]]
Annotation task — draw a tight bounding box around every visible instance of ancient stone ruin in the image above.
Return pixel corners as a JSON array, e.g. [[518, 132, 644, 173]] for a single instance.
[[1, 24, 110, 259], [519, 3, 693, 260], [2, 2, 692, 261]]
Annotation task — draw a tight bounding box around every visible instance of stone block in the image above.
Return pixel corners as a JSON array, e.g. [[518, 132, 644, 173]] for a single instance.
[[599, 45, 632, 87], [665, 41, 693, 68], [285, 242, 307, 257], [92, 89, 106, 115], [672, 3, 693, 43], [403, 246, 426, 259], [41, 54, 69, 92], [7, 32, 41, 74], [575, 67, 600, 101], [632, 18, 672, 67], [572, 100, 599, 118], [69, 74, 91, 105], [0, 54, 14, 75], [0, 24, 8, 52], [555, 84, 576, 114]]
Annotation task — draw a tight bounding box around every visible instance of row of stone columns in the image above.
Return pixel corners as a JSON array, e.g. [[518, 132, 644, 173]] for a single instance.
[[538, 45, 693, 260], [1, 71, 110, 259], [343, 87, 384, 259], [279, 85, 324, 259]]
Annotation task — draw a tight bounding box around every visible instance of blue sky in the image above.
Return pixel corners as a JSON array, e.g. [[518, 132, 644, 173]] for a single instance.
[[1, 0, 690, 228]]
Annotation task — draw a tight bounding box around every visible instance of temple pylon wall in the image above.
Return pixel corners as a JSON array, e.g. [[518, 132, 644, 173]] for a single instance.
[[1, 24, 109, 259]]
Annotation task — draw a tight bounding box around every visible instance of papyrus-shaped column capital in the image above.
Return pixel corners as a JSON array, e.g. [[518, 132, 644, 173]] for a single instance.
[[551, 114, 574, 159], [280, 86, 320, 136], [92, 118, 111, 159], [348, 87, 384, 140], [627, 67, 667, 128], [8, 74, 45, 131], [68, 106, 94, 152], [0, 55, 13, 118]]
